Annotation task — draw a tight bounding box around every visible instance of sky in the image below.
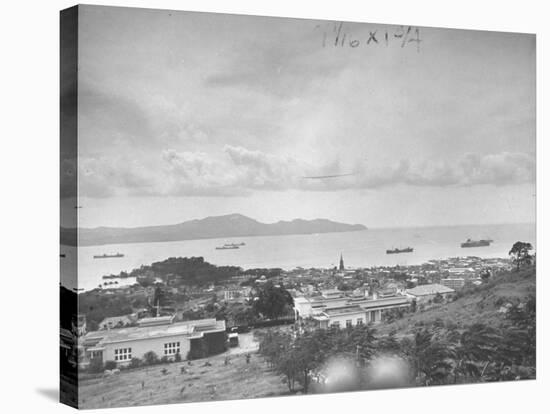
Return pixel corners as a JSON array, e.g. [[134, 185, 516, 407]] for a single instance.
[[61, 5, 536, 229]]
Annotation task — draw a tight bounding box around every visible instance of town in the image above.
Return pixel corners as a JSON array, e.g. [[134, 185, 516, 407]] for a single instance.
[[61, 242, 536, 408]]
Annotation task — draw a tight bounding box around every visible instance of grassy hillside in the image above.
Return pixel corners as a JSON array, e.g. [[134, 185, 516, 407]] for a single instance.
[[379, 265, 536, 335], [79, 347, 288, 409]]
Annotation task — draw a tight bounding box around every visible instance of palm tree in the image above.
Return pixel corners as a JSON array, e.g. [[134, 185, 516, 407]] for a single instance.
[[401, 329, 455, 385], [452, 323, 501, 383]]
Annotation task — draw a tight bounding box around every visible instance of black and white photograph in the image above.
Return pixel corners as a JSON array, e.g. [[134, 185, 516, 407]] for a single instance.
[[57, 3, 537, 410]]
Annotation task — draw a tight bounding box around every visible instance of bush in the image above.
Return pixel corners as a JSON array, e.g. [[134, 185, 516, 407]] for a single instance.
[[160, 356, 170, 364], [88, 358, 104, 373], [174, 352, 182, 362], [143, 351, 159, 365], [104, 360, 117, 370], [129, 357, 142, 369]]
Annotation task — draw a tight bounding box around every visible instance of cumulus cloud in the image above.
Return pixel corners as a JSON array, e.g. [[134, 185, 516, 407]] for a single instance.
[[73, 147, 535, 199], [160, 149, 244, 196], [396, 152, 535, 187]]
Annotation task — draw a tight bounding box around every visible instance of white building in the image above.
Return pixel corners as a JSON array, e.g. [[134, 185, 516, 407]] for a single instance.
[[223, 287, 251, 301], [295, 291, 410, 329], [80, 317, 226, 368], [440, 278, 465, 290], [313, 305, 368, 329]]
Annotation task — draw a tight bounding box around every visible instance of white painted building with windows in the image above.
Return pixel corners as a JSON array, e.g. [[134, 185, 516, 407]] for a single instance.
[[80, 317, 226, 367], [294, 289, 410, 329]]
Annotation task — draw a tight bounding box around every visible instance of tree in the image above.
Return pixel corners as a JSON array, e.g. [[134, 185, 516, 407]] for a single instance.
[[452, 323, 501, 383], [293, 331, 327, 393], [401, 329, 454, 385], [480, 269, 491, 282], [509, 241, 533, 271], [252, 282, 294, 319], [376, 331, 401, 356], [410, 299, 417, 313], [277, 352, 299, 392]]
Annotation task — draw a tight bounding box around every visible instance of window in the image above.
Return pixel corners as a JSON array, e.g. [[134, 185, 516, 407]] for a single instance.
[[331, 321, 340, 329], [114, 347, 132, 361], [346, 319, 353, 328], [356, 318, 363, 326], [370, 311, 376, 323], [164, 342, 181, 356]]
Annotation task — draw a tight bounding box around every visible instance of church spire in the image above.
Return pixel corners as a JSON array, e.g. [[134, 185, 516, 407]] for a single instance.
[[339, 253, 344, 271]]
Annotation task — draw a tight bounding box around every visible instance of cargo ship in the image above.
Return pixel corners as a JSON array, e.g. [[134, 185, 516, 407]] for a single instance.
[[93, 253, 125, 259], [215, 245, 239, 250], [224, 242, 246, 247], [460, 239, 493, 248], [386, 247, 414, 254]]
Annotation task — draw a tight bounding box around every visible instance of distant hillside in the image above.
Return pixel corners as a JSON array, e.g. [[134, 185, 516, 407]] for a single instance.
[[61, 214, 367, 246]]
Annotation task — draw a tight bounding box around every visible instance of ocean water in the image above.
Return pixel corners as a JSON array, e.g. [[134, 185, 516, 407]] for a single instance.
[[60, 223, 535, 291]]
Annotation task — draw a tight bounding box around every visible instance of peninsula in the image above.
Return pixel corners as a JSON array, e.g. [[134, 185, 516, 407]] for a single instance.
[[61, 214, 367, 246]]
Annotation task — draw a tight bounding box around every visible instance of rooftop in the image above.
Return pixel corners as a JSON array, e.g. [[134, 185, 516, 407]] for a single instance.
[[350, 295, 410, 309], [82, 318, 225, 346], [406, 284, 455, 296], [323, 305, 365, 316], [138, 315, 176, 327]]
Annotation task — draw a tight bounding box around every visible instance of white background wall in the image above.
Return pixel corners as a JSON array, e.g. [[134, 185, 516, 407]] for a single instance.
[[0, 1, 547, 413]]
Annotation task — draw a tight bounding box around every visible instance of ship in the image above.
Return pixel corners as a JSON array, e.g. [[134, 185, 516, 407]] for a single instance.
[[461, 239, 492, 248], [386, 247, 414, 254], [93, 253, 125, 259], [215, 245, 239, 250], [223, 242, 246, 247]]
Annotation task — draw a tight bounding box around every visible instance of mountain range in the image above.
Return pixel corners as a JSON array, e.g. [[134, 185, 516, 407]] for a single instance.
[[61, 214, 367, 246]]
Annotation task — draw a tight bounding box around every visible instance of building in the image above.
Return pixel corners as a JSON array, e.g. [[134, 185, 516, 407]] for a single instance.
[[440, 278, 465, 290], [223, 287, 251, 302], [79, 317, 226, 368], [295, 290, 410, 329], [406, 283, 455, 302], [312, 305, 367, 329], [339, 254, 345, 271]]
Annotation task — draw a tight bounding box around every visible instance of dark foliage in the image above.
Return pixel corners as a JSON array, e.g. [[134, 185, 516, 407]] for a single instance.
[[252, 282, 294, 319], [509, 241, 534, 271], [104, 360, 117, 370]]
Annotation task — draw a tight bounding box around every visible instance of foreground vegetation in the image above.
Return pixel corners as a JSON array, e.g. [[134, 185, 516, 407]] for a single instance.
[[257, 266, 536, 394]]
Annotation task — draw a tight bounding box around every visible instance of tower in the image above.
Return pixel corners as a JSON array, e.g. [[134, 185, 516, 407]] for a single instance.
[[339, 253, 345, 271]]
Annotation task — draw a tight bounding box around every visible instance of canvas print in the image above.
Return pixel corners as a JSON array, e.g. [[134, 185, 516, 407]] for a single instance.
[[60, 5, 536, 409]]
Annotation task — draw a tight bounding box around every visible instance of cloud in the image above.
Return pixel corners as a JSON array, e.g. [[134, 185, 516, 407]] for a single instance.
[[350, 152, 535, 189], [72, 146, 535, 199], [78, 156, 157, 198]]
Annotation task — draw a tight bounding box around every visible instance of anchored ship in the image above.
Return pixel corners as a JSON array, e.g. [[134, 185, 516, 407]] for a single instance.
[[386, 247, 414, 254], [93, 253, 125, 259], [461, 239, 493, 248], [215, 245, 239, 250]]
